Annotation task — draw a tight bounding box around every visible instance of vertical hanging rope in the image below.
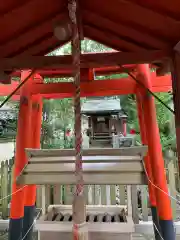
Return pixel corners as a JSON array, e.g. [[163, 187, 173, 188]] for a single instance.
[[68, 1, 88, 240], [68, 0, 83, 202]]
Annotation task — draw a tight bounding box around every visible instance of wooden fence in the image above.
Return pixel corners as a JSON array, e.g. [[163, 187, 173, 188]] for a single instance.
[[36, 160, 180, 221], [0, 158, 13, 219], [0, 157, 178, 221]]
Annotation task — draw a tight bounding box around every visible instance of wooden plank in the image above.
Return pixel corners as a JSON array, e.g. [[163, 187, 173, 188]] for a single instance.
[[0, 162, 4, 207], [101, 185, 107, 205], [25, 162, 144, 173], [94, 185, 100, 205], [168, 161, 177, 220], [36, 186, 42, 208], [2, 160, 8, 218], [0, 50, 170, 70], [17, 172, 147, 185], [8, 159, 14, 202], [45, 185, 51, 210], [47, 204, 127, 214], [127, 186, 132, 217], [110, 185, 116, 205], [41, 186, 46, 215], [89, 185, 95, 205], [119, 185, 126, 205], [29, 155, 142, 163], [140, 186, 148, 221], [26, 145, 148, 157], [64, 185, 73, 205], [36, 218, 134, 237], [84, 185, 89, 204], [106, 185, 111, 205], [53, 185, 62, 204], [131, 186, 139, 224], [10, 164, 14, 201]]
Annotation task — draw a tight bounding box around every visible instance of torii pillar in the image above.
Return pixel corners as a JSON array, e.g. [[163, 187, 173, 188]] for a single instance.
[[136, 91, 161, 240], [136, 64, 175, 240], [22, 75, 43, 240], [9, 71, 33, 240]]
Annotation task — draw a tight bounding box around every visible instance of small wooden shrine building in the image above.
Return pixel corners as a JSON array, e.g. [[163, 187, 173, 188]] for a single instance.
[[81, 97, 132, 147]]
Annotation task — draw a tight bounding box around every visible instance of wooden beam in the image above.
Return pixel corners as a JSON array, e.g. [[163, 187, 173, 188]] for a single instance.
[[81, 50, 171, 68], [12, 64, 158, 78], [0, 50, 171, 71], [0, 82, 20, 96], [32, 78, 136, 96], [12, 65, 136, 78], [27, 146, 145, 159], [0, 73, 172, 98], [31, 73, 172, 96]]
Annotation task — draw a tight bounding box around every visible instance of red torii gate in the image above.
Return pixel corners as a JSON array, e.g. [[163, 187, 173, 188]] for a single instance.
[[2, 65, 173, 240]]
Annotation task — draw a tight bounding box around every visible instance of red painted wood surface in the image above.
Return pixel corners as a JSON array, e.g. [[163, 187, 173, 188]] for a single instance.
[[0, 74, 172, 98], [0, 0, 179, 60]]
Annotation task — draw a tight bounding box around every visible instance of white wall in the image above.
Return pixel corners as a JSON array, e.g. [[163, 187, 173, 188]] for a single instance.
[[0, 142, 15, 161]]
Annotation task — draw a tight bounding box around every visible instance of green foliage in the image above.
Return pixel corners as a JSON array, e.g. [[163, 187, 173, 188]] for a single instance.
[[41, 98, 74, 149], [120, 95, 139, 132], [120, 94, 141, 144], [155, 93, 175, 151], [120, 92, 175, 152]]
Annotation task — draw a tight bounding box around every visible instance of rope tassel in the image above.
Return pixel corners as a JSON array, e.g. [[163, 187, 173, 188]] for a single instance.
[[68, 1, 88, 239]]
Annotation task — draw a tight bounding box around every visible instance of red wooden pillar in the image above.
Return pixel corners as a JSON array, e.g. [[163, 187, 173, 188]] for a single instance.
[[9, 70, 33, 240], [136, 64, 175, 240], [88, 68, 94, 81], [22, 75, 43, 240], [171, 52, 180, 174], [136, 91, 161, 240]]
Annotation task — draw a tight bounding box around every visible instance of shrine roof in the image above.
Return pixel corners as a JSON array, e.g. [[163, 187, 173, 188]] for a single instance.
[[81, 98, 122, 114], [1, 0, 180, 57]]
